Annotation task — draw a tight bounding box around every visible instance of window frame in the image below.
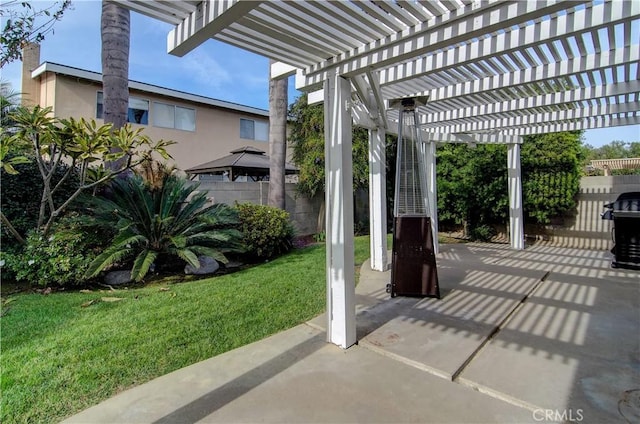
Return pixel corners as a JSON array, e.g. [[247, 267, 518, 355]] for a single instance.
[[240, 118, 269, 142], [96, 91, 150, 126], [152, 101, 196, 132]]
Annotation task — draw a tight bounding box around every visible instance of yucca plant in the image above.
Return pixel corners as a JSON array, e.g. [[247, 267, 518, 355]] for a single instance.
[[86, 174, 244, 282]]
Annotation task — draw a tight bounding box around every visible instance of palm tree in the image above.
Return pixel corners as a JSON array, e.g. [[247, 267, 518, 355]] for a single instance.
[[86, 174, 244, 282], [268, 60, 288, 210], [0, 82, 20, 130], [101, 1, 130, 169]]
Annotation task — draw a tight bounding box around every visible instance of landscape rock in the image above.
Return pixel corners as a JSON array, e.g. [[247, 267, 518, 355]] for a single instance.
[[223, 260, 243, 269], [184, 256, 220, 275], [104, 270, 133, 286]]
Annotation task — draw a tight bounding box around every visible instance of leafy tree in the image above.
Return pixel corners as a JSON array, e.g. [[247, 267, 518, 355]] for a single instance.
[[86, 174, 244, 282], [0, 0, 71, 67], [436, 131, 584, 238], [436, 144, 507, 236], [1, 155, 78, 245], [587, 140, 633, 160], [521, 131, 583, 223], [583, 140, 640, 175], [288, 94, 369, 197], [4, 105, 174, 239]]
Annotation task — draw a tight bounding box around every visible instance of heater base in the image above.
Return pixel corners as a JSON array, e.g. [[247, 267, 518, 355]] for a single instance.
[[390, 216, 440, 298]]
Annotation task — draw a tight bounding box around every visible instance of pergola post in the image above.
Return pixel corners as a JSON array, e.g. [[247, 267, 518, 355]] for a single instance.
[[425, 139, 439, 254], [368, 127, 388, 271], [507, 143, 525, 250], [323, 72, 356, 349]]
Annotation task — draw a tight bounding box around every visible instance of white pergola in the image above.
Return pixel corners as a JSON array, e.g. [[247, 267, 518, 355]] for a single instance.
[[115, 0, 640, 348]]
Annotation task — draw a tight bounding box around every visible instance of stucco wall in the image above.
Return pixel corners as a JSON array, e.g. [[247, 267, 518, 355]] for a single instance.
[[44, 73, 272, 171], [525, 175, 640, 250], [196, 181, 323, 237]]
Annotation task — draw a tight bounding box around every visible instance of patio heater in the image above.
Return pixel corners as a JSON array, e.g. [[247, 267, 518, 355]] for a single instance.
[[387, 96, 440, 298]]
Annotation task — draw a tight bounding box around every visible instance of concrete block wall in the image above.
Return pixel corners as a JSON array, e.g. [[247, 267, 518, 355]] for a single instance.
[[196, 181, 323, 237], [195, 176, 638, 249], [526, 175, 640, 250]]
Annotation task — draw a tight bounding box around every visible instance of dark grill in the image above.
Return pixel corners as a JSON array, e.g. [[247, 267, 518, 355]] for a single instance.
[[602, 192, 640, 270]]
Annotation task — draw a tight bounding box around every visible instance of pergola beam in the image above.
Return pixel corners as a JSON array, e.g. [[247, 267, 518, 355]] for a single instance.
[[366, 70, 388, 130], [270, 62, 297, 80], [486, 115, 640, 136], [422, 102, 640, 133], [113, 0, 196, 25], [167, 1, 261, 57], [420, 80, 640, 126], [425, 132, 523, 145]]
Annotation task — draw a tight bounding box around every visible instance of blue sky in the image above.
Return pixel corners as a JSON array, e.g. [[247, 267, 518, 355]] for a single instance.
[[1, 0, 638, 148]]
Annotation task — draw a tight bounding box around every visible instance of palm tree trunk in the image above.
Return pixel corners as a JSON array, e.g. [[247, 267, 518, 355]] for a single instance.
[[101, 0, 130, 170], [268, 60, 287, 210]]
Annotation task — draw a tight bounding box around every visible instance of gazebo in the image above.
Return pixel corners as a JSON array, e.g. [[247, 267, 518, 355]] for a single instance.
[[114, 0, 640, 348], [185, 146, 299, 182], [590, 158, 640, 176]]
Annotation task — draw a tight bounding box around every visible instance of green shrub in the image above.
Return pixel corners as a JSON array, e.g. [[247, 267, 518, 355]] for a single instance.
[[6, 216, 104, 287], [235, 203, 295, 259], [468, 224, 496, 242]]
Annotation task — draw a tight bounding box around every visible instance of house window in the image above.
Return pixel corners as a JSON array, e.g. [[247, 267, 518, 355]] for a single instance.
[[153, 102, 196, 131], [240, 118, 268, 141], [96, 92, 149, 125]]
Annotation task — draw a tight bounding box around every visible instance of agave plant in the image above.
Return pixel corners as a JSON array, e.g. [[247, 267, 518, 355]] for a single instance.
[[86, 174, 244, 281]]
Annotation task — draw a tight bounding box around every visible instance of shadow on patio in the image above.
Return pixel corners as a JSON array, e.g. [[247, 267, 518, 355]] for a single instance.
[[350, 243, 640, 423]]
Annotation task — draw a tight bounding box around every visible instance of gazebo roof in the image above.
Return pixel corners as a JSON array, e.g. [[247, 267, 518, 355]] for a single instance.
[[590, 157, 640, 170], [184, 146, 298, 175], [114, 0, 640, 142]]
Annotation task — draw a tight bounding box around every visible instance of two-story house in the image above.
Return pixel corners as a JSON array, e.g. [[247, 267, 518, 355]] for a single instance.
[[20, 44, 271, 172]]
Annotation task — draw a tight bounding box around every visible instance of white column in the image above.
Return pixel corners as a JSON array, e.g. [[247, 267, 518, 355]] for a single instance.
[[425, 139, 439, 254], [368, 127, 388, 271], [507, 143, 525, 250], [324, 72, 356, 349]]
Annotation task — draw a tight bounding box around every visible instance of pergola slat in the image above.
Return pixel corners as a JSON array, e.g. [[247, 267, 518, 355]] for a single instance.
[[421, 102, 640, 133], [376, 1, 635, 89], [301, 1, 591, 84], [412, 46, 639, 106]]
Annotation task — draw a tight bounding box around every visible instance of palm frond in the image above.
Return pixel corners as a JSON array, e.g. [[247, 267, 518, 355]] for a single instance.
[[131, 249, 158, 282], [187, 229, 244, 248], [85, 245, 133, 278], [171, 248, 200, 268], [189, 246, 230, 264]]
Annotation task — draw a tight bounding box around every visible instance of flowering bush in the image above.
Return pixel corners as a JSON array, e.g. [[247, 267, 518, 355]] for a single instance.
[[5, 217, 104, 287]]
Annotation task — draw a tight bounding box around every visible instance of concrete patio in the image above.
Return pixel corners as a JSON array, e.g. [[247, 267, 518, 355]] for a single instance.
[[64, 243, 640, 423]]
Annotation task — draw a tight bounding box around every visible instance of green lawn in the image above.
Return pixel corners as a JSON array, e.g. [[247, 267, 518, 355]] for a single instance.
[[1, 236, 377, 424]]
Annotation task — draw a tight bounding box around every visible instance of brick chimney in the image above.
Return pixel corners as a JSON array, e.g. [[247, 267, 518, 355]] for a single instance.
[[21, 43, 41, 106]]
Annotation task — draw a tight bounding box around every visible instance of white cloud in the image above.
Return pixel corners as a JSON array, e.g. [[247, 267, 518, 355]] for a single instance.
[[181, 51, 232, 90]]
